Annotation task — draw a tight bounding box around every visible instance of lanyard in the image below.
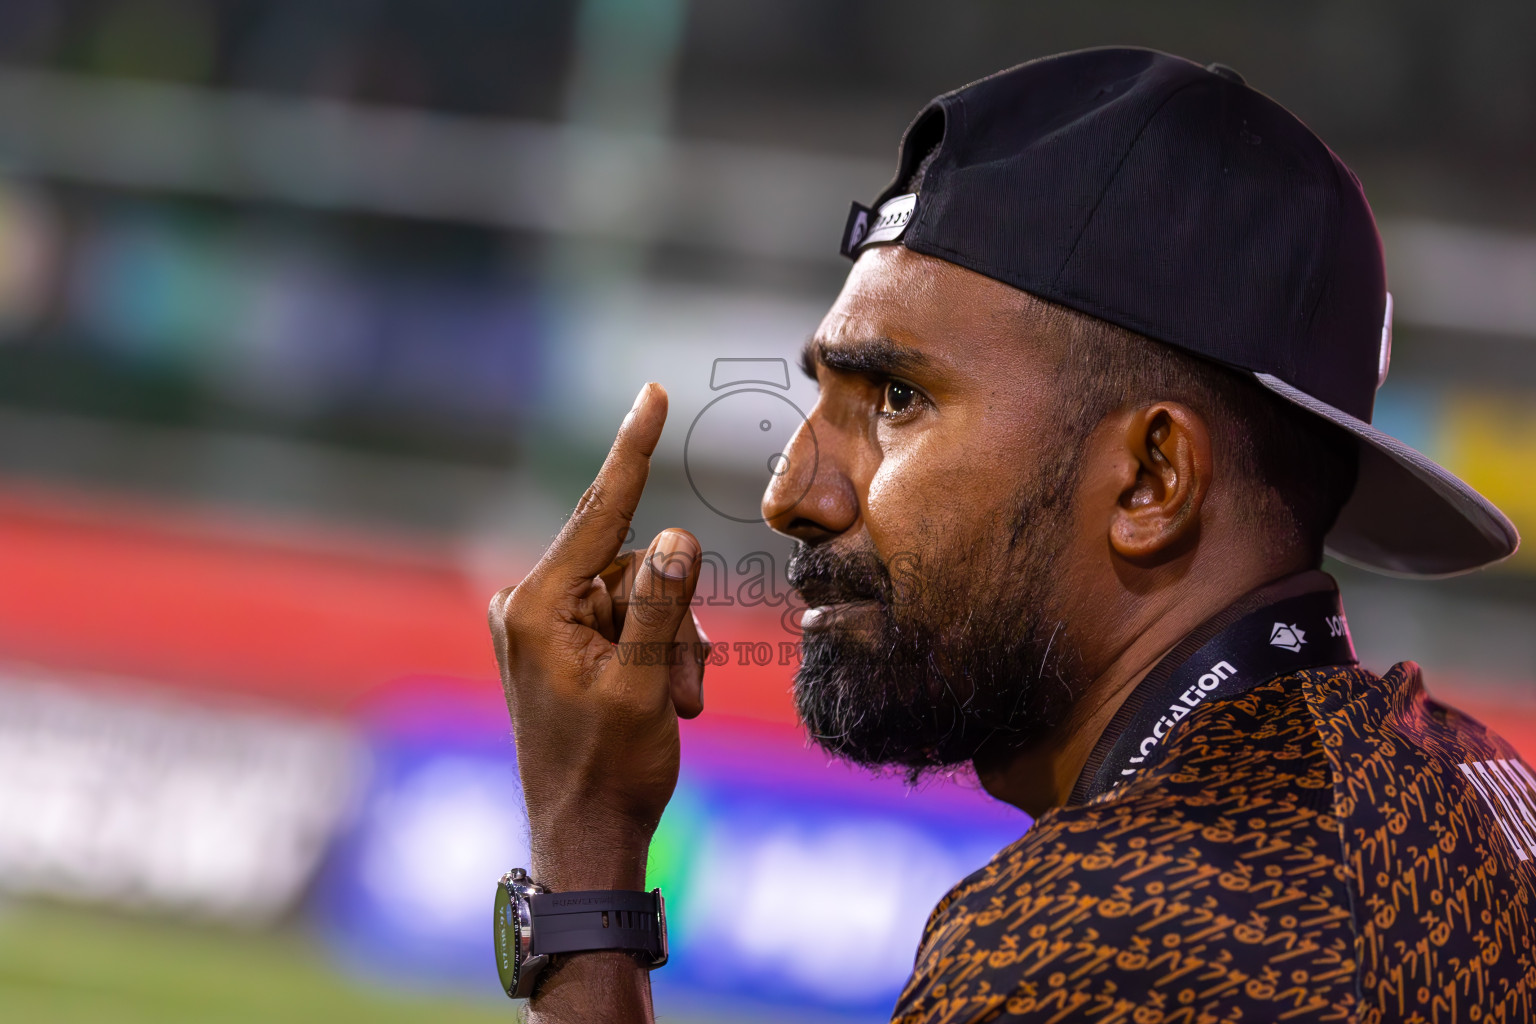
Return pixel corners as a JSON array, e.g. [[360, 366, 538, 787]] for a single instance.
[[1073, 578, 1357, 804]]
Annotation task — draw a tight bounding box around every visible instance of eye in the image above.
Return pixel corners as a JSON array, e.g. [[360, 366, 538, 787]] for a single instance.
[[879, 379, 922, 419]]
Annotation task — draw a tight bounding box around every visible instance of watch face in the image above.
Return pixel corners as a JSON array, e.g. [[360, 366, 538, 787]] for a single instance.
[[493, 876, 520, 996]]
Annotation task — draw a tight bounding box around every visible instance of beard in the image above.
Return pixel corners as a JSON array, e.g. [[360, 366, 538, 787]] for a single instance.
[[787, 468, 1084, 779]]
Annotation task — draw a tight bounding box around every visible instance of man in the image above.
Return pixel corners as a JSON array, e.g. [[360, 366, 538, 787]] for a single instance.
[[489, 48, 1536, 1021]]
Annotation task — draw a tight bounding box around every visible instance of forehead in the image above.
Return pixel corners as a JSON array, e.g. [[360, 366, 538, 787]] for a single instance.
[[812, 246, 1061, 373]]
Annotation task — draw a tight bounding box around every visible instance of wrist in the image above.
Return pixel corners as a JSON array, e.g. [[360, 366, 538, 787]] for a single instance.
[[522, 785, 665, 891], [526, 950, 654, 1022], [530, 830, 651, 892]]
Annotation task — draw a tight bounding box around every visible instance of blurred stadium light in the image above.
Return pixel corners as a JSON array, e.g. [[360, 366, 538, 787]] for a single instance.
[[0, 66, 883, 261], [0, 667, 362, 924], [1, 64, 1535, 314]]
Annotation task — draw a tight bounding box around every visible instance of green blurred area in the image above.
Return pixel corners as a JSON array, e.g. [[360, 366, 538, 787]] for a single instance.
[[0, 903, 510, 1024]]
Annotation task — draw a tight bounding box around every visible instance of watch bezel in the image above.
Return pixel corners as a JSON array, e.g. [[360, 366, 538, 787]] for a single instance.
[[495, 869, 670, 998], [496, 868, 550, 999], [651, 887, 669, 968]]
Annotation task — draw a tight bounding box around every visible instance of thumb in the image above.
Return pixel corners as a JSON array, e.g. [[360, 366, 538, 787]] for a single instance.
[[618, 529, 701, 652]]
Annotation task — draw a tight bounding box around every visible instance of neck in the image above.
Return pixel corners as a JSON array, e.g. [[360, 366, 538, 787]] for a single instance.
[[973, 554, 1308, 818]]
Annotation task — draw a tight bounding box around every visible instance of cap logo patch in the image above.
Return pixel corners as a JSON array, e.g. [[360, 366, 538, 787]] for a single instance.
[[864, 193, 916, 245], [847, 209, 869, 250], [840, 193, 917, 258]]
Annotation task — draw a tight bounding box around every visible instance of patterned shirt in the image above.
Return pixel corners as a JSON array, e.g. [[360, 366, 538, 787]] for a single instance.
[[895, 661, 1536, 1023]]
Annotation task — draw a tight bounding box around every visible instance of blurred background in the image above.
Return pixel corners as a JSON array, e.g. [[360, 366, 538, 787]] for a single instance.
[[0, 2, 1533, 1021]]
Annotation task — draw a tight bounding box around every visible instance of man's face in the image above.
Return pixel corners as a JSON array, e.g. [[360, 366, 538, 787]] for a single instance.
[[762, 246, 1089, 775]]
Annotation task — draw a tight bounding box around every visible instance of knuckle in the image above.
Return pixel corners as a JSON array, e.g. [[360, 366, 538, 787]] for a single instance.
[[572, 479, 634, 529], [487, 585, 514, 621], [573, 479, 609, 519], [573, 481, 603, 518], [627, 587, 680, 632], [487, 584, 529, 636]]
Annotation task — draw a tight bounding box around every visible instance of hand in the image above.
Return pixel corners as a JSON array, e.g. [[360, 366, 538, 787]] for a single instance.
[[488, 382, 708, 893], [592, 548, 712, 723]]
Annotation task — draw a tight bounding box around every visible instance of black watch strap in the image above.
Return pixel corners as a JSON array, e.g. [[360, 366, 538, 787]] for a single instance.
[[528, 888, 667, 962]]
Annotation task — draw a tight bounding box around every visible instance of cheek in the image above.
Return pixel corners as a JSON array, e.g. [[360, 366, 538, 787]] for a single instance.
[[864, 444, 939, 551], [865, 453, 950, 592], [864, 413, 1027, 553]]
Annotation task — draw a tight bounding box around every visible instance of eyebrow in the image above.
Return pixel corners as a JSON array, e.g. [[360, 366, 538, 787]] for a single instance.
[[798, 336, 939, 381]]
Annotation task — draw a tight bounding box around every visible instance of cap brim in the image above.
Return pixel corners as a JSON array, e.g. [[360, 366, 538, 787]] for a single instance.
[[1254, 373, 1520, 578]]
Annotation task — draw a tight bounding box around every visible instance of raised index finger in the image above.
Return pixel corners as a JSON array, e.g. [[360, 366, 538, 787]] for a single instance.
[[533, 382, 668, 590]]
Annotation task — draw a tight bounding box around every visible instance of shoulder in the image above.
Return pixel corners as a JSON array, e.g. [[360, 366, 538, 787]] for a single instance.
[[1297, 661, 1536, 1018], [895, 675, 1358, 1024]]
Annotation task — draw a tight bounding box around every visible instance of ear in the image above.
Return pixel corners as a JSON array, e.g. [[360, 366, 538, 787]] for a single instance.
[[1108, 402, 1212, 563]]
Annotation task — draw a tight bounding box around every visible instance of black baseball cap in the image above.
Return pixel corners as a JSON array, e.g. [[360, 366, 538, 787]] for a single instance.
[[839, 46, 1518, 577]]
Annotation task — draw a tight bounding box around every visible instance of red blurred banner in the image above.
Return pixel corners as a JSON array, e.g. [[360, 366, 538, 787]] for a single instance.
[[0, 482, 805, 726]]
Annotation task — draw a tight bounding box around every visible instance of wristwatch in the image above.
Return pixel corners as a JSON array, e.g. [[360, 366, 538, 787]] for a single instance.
[[493, 868, 669, 999]]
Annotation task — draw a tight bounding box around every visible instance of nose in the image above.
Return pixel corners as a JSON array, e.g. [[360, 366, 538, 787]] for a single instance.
[[761, 408, 857, 543]]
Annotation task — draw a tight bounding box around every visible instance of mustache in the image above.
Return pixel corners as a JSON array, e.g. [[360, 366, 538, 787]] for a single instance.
[[785, 542, 892, 607]]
